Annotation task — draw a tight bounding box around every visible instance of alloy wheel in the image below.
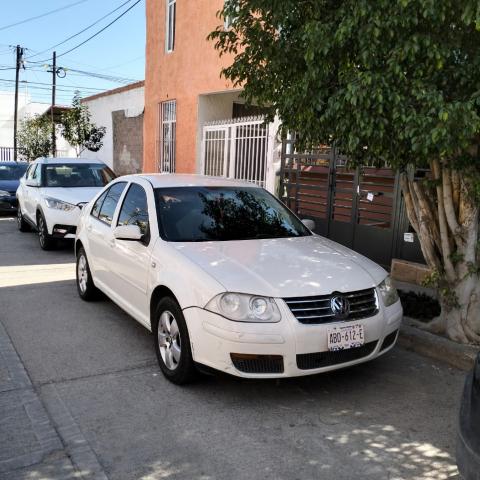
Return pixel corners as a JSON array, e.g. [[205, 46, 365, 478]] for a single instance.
[[38, 216, 45, 247], [77, 255, 88, 294], [157, 311, 181, 370], [16, 208, 22, 228]]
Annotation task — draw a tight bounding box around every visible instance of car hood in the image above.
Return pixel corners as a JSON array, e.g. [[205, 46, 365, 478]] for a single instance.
[[0, 179, 20, 193], [173, 235, 387, 298], [40, 187, 103, 205]]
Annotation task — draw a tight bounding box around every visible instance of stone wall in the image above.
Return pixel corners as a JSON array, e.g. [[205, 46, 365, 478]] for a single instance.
[[112, 109, 144, 175]]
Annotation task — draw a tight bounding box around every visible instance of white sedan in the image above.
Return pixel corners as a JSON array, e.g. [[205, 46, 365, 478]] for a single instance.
[[75, 174, 402, 384]]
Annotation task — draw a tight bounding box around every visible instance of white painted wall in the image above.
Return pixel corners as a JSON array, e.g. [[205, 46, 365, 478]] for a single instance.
[[81, 85, 144, 169]]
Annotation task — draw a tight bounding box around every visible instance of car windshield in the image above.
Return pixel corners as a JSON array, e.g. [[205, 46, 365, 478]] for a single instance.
[[0, 163, 28, 181], [155, 186, 312, 242], [44, 163, 115, 188]]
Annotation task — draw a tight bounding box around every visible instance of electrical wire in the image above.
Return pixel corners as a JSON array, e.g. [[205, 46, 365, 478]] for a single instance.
[[31, 0, 143, 63], [57, 0, 143, 59], [26, 0, 135, 60], [0, 0, 89, 32], [0, 78, 106, 92]]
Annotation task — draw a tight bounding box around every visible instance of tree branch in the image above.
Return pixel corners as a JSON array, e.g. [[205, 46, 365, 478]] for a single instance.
[[441, 166, 463, 248], [411, 181, 442, 270], [432, 160, 456, 281]]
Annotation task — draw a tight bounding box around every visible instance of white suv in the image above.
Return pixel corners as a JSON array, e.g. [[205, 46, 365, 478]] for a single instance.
[[17, 157, 116, 250]]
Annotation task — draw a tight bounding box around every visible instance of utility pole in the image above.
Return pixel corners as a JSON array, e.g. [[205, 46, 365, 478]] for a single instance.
[[13, 45, 24, 162], [51, 51, 57, 157]]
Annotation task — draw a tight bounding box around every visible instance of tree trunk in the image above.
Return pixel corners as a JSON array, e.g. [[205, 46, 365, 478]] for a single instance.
[[400, 163, 480, 345]]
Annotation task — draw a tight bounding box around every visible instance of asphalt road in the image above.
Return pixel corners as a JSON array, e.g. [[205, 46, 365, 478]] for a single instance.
[[0, 215, 465, 480]]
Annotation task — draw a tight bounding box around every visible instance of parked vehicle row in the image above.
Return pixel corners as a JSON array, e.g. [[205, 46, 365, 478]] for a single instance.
[[13, 157, 402, 385]]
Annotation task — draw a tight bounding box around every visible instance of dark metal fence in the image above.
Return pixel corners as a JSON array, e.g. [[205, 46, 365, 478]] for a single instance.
[[279, 139, 424, 268]]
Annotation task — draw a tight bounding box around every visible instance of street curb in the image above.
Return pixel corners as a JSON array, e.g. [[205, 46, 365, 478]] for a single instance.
[[398, 317, 479, 371]]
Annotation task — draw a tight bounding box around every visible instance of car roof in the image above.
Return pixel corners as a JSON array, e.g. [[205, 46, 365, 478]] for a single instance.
[[33, 157, 104, 165], [126, 173, 262, 189], [0, 161, 28, 166]]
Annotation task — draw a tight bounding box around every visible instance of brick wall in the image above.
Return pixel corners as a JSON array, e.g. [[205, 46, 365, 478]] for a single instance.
[[112, 109, 144, 175]]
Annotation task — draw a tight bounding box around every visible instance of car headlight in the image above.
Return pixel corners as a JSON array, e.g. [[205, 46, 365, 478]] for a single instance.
[[0, 190, 10, 197], [377, 276, 399, 307], [44, 197, 76, 211], [205, 293, 281, 323]]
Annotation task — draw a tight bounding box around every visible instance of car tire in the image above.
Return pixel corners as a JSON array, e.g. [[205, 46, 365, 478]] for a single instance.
[[76, 247, 99, 301], [37, 212, 55, 250], [153, 297, 197, 385], [16, 206, 30, 232]]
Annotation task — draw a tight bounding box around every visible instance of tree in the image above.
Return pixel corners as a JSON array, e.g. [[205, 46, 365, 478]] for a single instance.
[[17, 115, 52, 161], [210, 0, 480, 344], [61, 91, 106, 157]]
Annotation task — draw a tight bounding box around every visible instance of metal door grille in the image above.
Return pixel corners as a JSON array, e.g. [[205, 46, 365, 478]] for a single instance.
[[159, 100, 176, 173], [201, 116, 273, 189]]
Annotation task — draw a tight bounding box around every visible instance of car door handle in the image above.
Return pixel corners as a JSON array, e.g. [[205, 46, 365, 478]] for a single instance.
[[109, 239, 115, 248]]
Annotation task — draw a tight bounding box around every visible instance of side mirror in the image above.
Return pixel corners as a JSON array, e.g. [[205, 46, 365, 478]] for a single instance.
[[302, 219, 316, 231], [26, 179, 39, 187], [113, 225, 143, 241]]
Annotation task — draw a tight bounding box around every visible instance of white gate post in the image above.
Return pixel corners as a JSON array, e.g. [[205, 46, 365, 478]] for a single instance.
[[265, 116, 280, 194], [228, 125, 236, 179]]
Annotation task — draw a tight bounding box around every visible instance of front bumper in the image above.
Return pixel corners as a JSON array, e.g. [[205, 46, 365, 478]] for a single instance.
[[0, 195, 17, 212], [43, 207, 81, 238], [184, 298, 403, 378]]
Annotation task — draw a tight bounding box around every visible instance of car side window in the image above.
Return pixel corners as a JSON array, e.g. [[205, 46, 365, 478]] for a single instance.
[[32, 164, 41, 183], [97, 182, 127, 225], [117, 183, 150, 244], [26, 165, 37, 180], [91, 190, 109, 219]]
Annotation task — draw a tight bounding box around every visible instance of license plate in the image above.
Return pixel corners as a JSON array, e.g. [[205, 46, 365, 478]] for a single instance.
[[327, 324, 365, 351]]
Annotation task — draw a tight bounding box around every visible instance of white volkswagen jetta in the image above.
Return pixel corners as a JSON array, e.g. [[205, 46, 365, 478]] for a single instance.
[[17, 157, 116, 250], [75, 174, 402, 384]]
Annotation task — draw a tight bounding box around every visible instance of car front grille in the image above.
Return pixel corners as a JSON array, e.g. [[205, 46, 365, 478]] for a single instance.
[[296, 341, 378, 370], [283, 287, 378, 325], [230, 354, 284, 374]]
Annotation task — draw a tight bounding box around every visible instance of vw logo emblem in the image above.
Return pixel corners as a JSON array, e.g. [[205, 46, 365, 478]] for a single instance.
[[330, 295, 350, 319]]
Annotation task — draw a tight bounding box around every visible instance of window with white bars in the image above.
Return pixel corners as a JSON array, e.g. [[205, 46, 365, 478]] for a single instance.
[[159, 100, 176, 173], [165, 0, 176, 52]]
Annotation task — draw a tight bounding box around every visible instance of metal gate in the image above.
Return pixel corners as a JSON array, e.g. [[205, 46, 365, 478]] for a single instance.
[[279, 141, 410, 267], [201, 116, 275, 191]]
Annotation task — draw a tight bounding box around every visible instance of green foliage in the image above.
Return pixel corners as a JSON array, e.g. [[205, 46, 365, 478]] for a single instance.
[[210, 0, 480, 179], [17, 115, 52, 161], [61, 92, 106, 157]]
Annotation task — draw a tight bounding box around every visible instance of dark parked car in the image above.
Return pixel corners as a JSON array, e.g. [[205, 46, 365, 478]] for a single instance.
[[0, 161, 28, 213], [457, 352, 480, 479]]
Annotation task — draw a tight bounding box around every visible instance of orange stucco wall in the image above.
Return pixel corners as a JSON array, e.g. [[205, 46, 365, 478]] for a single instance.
[[143, 0, 235, 173]]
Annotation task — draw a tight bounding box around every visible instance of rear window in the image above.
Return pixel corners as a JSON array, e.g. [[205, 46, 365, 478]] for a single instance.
[[43, 163, 115, 188]]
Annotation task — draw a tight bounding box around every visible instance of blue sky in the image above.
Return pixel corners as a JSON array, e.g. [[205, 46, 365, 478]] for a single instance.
[[0, 0, 145, 105]]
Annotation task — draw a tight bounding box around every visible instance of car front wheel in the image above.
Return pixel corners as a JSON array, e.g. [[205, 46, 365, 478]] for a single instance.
[[153, 297, 196, 385], [16, 206, 30, 232], [76, 247, 98, 301], [37, 213, 55, 250]]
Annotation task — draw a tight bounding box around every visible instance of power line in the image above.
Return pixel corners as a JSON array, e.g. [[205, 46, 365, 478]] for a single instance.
[[27, 0, 135, 60], [0, 0, 89, 32], [56, 0, 143, 59], [0, 78, 106, 92]]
